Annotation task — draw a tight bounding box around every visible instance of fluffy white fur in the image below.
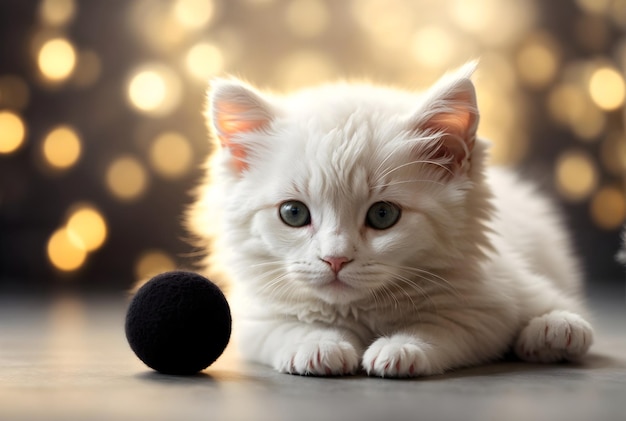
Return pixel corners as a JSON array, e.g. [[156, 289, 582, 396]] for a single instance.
[[188, 63, 593, 377]]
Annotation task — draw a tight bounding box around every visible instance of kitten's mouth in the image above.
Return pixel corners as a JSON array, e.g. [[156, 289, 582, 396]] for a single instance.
[[325, 277, 352, 290]]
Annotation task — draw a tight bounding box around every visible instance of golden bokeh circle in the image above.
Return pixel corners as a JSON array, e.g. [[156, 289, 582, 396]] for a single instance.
[[42, 125, 82, 169], [47, 228, 87, 272], [66, 205, 108, 252], [134, 249, 176, 282], [149, 132, 193, 178], [105, 156, 149, 200], [38, 37, 76, 82], [0, 111, 26, 154], [590, 186, 626, 230], [555, 150, 598, 202]]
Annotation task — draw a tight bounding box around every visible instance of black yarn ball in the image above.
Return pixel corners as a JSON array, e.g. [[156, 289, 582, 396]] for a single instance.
[[125, 271, 231, 375]]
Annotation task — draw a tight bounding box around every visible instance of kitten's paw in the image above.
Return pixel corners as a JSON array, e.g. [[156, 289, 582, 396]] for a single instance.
[[274, 337, 360, 376], [515, 310, 593, 363], [362, 334, 436, 378]]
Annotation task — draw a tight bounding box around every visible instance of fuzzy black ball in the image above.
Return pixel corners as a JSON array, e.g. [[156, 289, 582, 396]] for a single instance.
[[125, 271, 231, 375]]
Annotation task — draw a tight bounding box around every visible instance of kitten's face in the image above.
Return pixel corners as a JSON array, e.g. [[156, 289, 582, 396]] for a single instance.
[[205, 64, 481, 305]]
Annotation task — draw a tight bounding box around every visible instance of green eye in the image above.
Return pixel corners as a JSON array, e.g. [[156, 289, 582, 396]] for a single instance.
[[366, 202, 401, 230], [279, 201, 311, 227]]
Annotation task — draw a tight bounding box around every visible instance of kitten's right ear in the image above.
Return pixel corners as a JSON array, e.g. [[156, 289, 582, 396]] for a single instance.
[[208, 79, 275, 173]]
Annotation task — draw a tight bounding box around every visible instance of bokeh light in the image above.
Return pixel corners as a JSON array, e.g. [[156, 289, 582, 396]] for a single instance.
[[590, 186, 626, 230], [285, 0, 329, 38], [37, 37, 76, 82], [555, 150, 599, 201], [127, 64, 181, 116], [276, 50, 337, 89], [134, 249, 176, 281], [39, 0, 76, 26], [105, 156, 149, 200], [1, 1, 624, 287], [547, 83, 587, 126], [66, 205, 108, 252], [42, 125, 82, 169], [516, 33, 560, 89], [149, 132, 193, 179], [411, 25, 457, 69], [47, 228, 87, 272], [185, 42, 224, 80], [601, 133, 626, 176], [588, 66, 626, 111], [0, 111, 26, 154], [575, 0, 612, 15], [173, 0, 215, 29], [129, 0, 187, 52]]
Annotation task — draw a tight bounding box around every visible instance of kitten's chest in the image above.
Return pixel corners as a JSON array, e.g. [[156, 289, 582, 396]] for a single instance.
[[294, 301, 418, 338]]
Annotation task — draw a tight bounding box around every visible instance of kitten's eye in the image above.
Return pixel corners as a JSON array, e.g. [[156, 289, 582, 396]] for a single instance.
[[366, 202, 401, 230], [279, 201, 311, 227]]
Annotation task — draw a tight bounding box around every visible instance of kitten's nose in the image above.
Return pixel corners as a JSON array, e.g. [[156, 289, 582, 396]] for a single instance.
[[322, 256, 352, 274]]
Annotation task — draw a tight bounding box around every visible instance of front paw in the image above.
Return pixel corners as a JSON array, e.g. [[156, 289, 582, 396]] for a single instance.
[[362, 334, 436, 378], [515, 310, 593, 363], [274, 337, 360, 376]]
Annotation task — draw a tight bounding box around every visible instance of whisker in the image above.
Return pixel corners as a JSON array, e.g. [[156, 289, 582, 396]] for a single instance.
[[370, 178, 446, 189], [378, 159, 453, 181], [392, 265, 460, 298]]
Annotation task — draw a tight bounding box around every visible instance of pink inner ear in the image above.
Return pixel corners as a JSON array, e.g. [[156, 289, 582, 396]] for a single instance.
[[420, 87, 478, 168], [215, 103, 268, 145], [214, 102, 269, 172]]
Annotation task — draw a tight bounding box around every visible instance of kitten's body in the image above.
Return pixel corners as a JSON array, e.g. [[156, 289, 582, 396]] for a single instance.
[[189, 64, 593, 377]]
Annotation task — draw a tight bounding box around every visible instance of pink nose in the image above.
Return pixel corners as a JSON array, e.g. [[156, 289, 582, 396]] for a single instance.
[[322, 256, 352, 273]]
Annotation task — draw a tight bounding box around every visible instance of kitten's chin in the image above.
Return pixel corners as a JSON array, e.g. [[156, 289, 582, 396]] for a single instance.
[[311, 277, 366, 305]]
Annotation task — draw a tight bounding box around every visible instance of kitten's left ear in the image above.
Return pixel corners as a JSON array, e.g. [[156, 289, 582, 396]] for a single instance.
[[208, 79, 276, 173], [410, 62, 479, 173]]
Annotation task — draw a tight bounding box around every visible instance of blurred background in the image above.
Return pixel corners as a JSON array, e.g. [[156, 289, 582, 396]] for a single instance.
[[0, 0, 624, 293]]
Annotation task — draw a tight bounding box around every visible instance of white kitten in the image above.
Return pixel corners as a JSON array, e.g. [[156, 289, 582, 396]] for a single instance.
[[188, 63, 593, 377]]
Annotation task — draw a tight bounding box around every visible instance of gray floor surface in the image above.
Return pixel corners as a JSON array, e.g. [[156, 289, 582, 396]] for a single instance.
[[1, 285, 625, 421]]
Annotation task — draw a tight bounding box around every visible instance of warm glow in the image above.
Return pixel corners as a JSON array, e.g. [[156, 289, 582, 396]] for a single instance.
[[575, 0, 612, 14], [149, 132, 193, 178], [105, 156, 148, 200], [135, 250, 176, 281], [555, 150, 598, 201], [47, 228, 87, 272], [411, 25, 457, 69], [66, 205, 108, 252], [39, 0, 76, 26], [516, 36, 559, 88], [42, 125, 81, 169], [277, 50, 336, 89], [590, 186, 626, 230], [569, 105, 605, 141], [127, 65, 181, 115], [600, 133, 626, 176], [588, 66, 625, 110], [128, 70, 166, 111], [547, 84, 587, 125], [173, 0, 214, 29], [451, 0, 496, 33], [285, 0, 329, 38], [0, 111, 26, 154], [38, 37, 76, 82], [185, 42, 224, 80]]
